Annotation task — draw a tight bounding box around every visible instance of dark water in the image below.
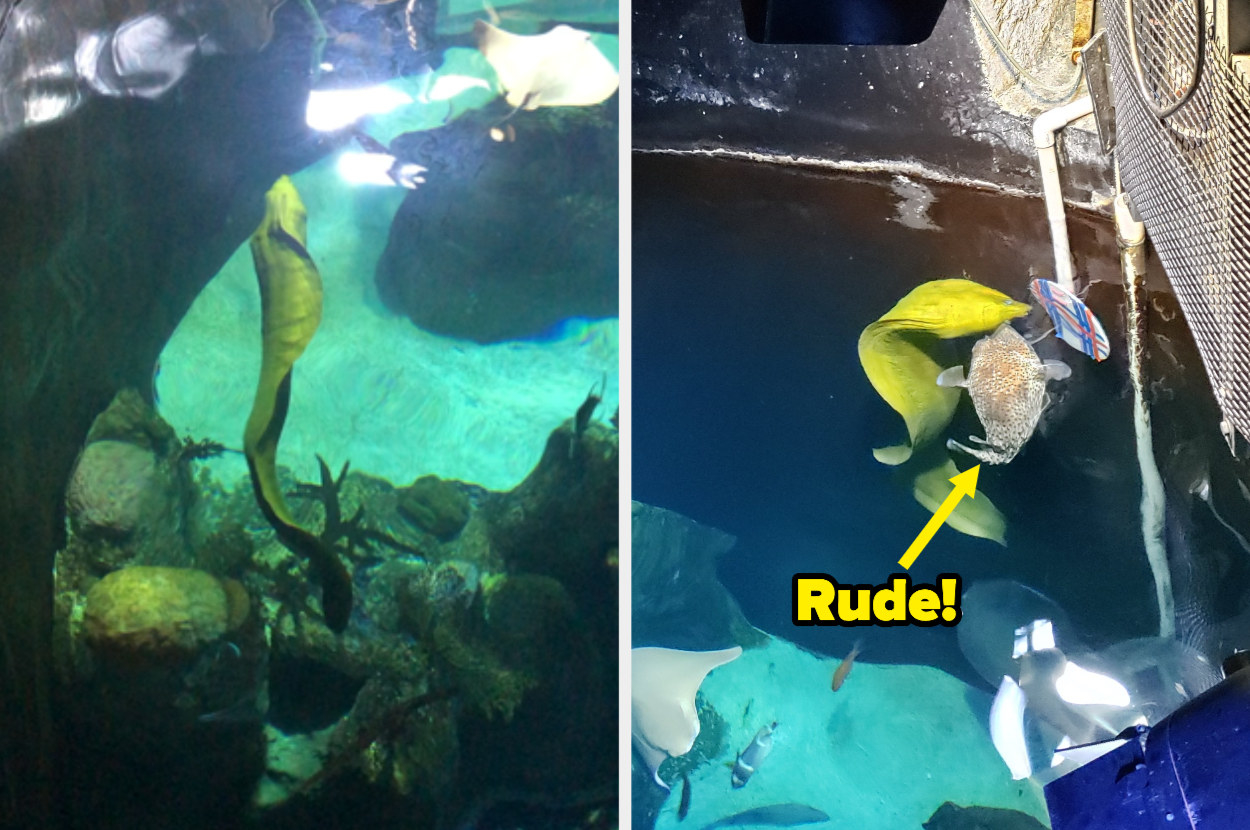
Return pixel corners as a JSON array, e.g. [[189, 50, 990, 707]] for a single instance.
[[632, 151, 1250, 689]]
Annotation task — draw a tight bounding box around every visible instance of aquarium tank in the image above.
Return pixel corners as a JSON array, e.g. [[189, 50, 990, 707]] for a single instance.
[[0, 0, 618, 827], [632, 1, 1250, 829]]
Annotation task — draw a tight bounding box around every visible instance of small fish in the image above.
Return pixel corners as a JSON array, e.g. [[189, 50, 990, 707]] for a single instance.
[[678, 773, 692, 821], [575, 380, 604, 435], [730, 721, 776, 788], [937, 323, 1070, 465], [700, 803, 830, 830], [150, 357, 163, 410], [832, 640, 862, 692], [570, 377, 605, 458]]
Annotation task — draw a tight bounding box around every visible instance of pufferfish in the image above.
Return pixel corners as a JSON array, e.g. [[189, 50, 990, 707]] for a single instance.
[[937, 323, 1071, 464]]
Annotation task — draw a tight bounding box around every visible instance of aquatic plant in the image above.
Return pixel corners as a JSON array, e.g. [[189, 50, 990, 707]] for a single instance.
[[659, 694, 726, 784], [401, 563, 533, 721]]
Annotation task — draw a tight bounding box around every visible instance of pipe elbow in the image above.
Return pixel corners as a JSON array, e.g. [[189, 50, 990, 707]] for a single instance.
[[1033, 95, 1094, 149]]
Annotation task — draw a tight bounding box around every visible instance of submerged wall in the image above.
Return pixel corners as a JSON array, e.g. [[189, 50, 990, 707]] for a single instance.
[[633, 0, 1113, 205], [0, 7, 323, 824]]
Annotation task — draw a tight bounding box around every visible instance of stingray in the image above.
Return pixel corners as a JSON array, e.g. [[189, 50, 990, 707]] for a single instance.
[[474, 20, 619, 110], [631, 646, 742, 788]]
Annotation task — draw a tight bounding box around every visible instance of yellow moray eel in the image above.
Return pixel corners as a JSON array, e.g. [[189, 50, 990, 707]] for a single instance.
[[912, 453, 1007, 546], [859, 279, 1029, 465], [243, 176, 352, 632], [860, 279, 1024, 546]]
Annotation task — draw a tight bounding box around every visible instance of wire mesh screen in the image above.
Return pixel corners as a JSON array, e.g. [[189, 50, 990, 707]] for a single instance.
[[1106, 0, 1250, 441], [1126, 0, 1205, 116]]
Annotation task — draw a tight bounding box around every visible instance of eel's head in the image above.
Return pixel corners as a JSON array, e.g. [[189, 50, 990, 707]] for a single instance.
[[259, 175, 309, 246], [880, 278, 1029, 338]]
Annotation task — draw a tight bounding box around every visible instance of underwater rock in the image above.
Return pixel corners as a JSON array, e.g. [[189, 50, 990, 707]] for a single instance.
[[486, 418, 617, 592], [483, 573, 579, 672], [632, 501, 760, 652], [361, 558, 431, 633], [399, 560, 482, 626], [398, 561, 531, 722], [256, 724, 334, 809], [0, 1, 332, 820], [63, 389, 198, 568], [84, 387, 180, 453], [398, 474, 472, 539], [67, 440, 164, 539], [83, 566, 248, 665], [923, 801, 1049, 830], [376, 106, 617, 343]]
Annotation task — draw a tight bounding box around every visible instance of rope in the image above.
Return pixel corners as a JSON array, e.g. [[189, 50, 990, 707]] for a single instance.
[[1119, 186, 1176, 639]]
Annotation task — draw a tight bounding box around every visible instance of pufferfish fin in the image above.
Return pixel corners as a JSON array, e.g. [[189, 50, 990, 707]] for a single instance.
[[936, 365, 968, 388], [1043, 360, 1071, 381]]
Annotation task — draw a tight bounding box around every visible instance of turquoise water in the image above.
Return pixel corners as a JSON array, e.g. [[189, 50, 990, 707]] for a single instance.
[[157, 155, 619, 493]]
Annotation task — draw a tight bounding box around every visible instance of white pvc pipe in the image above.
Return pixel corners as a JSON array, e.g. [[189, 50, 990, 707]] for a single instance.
[[1034, 96, 1094, 293]]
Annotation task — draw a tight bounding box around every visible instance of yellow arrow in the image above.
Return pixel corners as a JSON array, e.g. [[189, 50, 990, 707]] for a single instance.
[[898, 464, 981, 569]]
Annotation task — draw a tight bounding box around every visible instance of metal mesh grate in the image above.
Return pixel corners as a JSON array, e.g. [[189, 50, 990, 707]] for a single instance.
[[1106, 0, 1250, 440], [1126, 0, 1205, 115]]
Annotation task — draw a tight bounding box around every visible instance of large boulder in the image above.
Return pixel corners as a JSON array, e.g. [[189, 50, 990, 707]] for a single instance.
[[376, 107, 618, 343], [83, 566, 249, 665]]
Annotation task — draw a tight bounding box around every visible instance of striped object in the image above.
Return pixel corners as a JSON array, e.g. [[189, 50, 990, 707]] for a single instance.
[[1029, 278, 1111, 361]]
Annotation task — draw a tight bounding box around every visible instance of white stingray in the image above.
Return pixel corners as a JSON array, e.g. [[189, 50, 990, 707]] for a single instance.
[[474, 20, 619, 110], [631, 646, 742, 788]]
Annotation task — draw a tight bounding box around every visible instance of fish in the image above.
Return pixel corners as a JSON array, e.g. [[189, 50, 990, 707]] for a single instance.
[[859, 279, 1029, 465], [570, 379, 604, 459], [912, 455, 1007, 546], [631, 646, 743, 789], [150, 356, 163, 411], [244, 176, 353, 633], [730, 720, 776, 788], [700, 804, 831, 830], [474, 20, 619, 110], [575, 380, 603, 436], [937, 323, 1071, 465], [831, 641, 862, 691], [678, 773, 692, 821], [858, 279, 1021, 544]]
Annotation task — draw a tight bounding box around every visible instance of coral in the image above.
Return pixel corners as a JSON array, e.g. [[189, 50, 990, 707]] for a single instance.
[[428, 619, 531, 721], [483, 573, 578, 674], [398, 474, 472, 540], [658, 694, 726, 784], [195, 524, 255, 576], [401, 563, 532, 721]]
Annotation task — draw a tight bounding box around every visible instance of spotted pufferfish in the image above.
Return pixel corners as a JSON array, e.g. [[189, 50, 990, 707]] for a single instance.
[[936, 323, 1070, 464]]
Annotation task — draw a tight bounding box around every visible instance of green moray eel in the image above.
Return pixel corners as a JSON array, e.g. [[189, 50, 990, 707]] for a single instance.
[[859, 278, 1029, 464], [912, 453, 1007, 546], [860, 279, 1022, 545], [243, 176, 353, 632]]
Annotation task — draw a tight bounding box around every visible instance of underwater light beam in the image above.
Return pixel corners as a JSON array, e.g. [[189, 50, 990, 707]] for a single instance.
[[306, 85, 413, 132], [336, 151, 426, 189]]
